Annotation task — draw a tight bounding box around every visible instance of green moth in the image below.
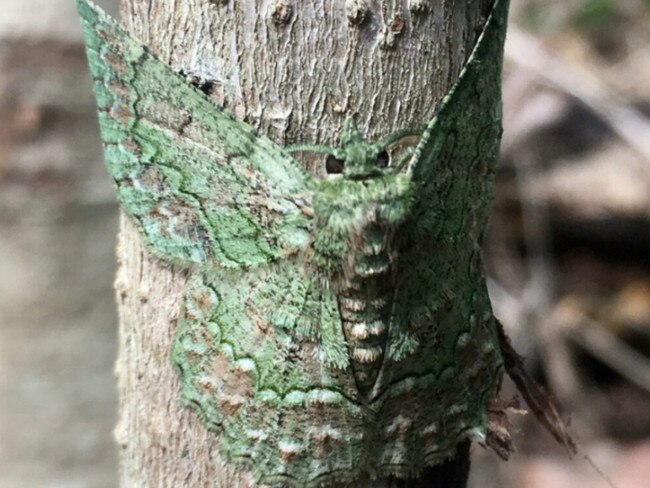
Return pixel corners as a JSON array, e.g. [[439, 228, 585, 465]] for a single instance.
[[78, 0, 510, 485]]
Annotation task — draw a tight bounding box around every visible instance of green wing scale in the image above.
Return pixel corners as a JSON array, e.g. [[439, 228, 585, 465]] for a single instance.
[[78, 0, 313, 269], [381, 0, 510, 464], [79, 0, 510, 484]]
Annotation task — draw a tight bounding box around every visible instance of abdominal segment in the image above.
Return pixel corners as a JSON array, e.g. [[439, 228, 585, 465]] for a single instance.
[[337, 220, 396, 398]]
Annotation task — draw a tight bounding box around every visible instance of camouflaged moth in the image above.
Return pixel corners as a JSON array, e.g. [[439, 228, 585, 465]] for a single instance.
[[78, 0, 510, 485]]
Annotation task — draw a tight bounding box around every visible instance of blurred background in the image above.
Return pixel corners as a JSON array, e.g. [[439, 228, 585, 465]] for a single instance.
[[0, 0, 648, 487]]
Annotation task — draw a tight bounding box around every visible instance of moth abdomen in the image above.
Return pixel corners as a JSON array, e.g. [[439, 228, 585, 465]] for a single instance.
[[339, 290, 391, 397], [311, 177, 407, 397], [338, 215, 398, 397]]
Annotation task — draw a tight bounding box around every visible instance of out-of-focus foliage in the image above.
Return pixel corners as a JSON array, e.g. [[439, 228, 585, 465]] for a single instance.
[[473, 1, 650, 487], [515, 0, 650, 32], [573, 0, 619, 30]]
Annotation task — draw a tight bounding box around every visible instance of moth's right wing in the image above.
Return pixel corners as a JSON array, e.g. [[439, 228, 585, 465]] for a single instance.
[[385, 0, 508, 387], [405, 0, 508, 235], [78, 0, 314, 269]]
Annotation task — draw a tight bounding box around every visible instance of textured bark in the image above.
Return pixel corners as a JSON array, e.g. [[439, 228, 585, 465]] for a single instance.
[[115, 0, 493, 486]]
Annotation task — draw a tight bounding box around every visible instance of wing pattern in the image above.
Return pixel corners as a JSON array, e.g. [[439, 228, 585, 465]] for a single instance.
[[79, 0, 313, 269], [381, 0, 509, 468], [79, 0, 510, 484]]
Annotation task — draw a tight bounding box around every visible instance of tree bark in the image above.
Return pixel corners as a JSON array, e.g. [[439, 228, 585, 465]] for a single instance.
[[114, 0, 494, 486]]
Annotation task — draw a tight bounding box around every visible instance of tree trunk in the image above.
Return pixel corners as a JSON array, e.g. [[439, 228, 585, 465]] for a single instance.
[[114, 0, 494, 486]]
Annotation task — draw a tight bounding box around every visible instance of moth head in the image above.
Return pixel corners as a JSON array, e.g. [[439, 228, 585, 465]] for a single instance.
[[285, 117, 418, 179], [332, 118, 391, 180]]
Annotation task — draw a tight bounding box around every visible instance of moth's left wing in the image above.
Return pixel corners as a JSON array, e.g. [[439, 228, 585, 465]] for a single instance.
[[78, 0, 314, 269]]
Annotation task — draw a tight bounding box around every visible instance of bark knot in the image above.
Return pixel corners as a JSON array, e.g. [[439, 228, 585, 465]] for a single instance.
[[271, 0, 293, 25], [346, 0, 370, 26]]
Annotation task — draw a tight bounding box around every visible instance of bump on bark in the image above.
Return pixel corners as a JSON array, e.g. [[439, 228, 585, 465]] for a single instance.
[[271, 0, 293, 25], [346, 0, 370, 26], [380, 12, 406, 50], [409, 0, 429, 15]]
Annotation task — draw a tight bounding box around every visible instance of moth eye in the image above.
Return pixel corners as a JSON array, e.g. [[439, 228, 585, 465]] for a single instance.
[[326, 155, 345, 174], [376, 150, 389, 167]]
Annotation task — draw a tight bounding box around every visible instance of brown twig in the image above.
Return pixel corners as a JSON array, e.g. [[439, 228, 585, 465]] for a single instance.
[[496, 319, 578, 456]]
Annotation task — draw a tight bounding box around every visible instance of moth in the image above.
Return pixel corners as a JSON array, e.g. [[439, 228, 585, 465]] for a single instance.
[[78, 0, 510, 485]]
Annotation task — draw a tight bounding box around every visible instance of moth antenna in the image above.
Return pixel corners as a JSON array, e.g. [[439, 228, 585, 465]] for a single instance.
[[376, 125, 426, 149], [393, 146, 415, 170], [285, 143, 341, 157]]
